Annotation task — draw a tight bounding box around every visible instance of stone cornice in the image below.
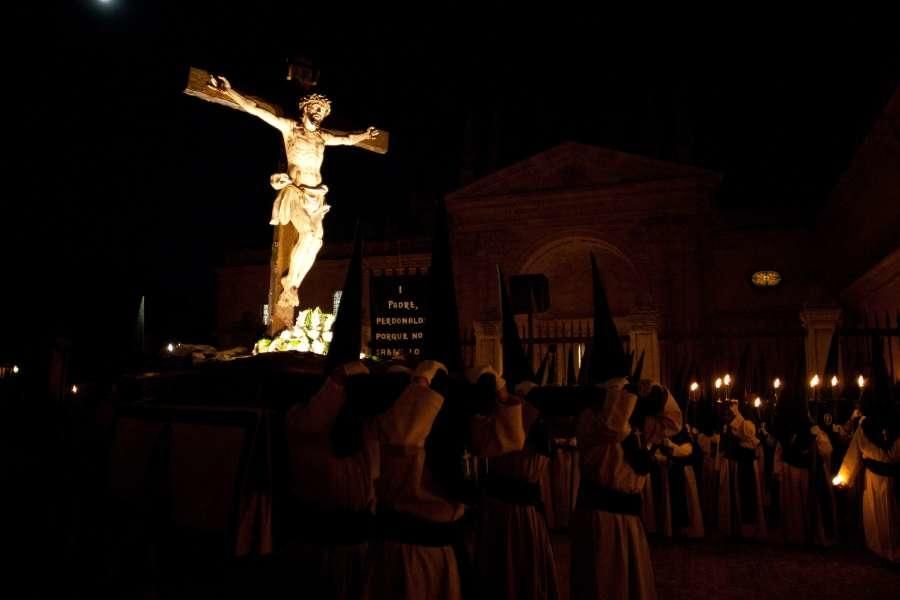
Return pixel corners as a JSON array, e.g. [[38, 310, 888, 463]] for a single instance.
[[841, 247, 900, 305]]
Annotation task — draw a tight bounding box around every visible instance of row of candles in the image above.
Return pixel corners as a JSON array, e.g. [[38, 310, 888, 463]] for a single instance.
[[684, 372, 868, 437], [684, 372, 867, 488], [686, 373, 867, 405]]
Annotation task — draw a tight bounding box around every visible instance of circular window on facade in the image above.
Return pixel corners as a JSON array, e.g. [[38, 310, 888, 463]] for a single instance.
[[751, 270, 782, 288]]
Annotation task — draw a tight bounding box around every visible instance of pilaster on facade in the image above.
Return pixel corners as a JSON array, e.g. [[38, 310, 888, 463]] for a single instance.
[[800, 307, 842, 378], [627, 308, 661, 383], [473, 320, 502, 372]]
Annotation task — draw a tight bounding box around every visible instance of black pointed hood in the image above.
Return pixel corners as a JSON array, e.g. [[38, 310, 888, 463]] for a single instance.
[[860, 334, 898, 449], [498, 266, 535, 390], [325, 225, 364, 374], [422, 200, 464, 372], [547, 346, 559, 385], [629, 350, 645, 385], [869, 334, 893, 404], [773, 343, 812, 442], [577, 342, 592, 385], [536, 351, 551, 386], [567, 346, 577, 386], [824, 330, 840, 379], [735, 344, 752, 397], [588, 253, 628, 383]]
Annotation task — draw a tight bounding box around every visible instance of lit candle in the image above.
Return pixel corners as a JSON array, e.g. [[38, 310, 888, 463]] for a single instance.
[[832, 474, 844, 486], [831, 375, 838, 388]]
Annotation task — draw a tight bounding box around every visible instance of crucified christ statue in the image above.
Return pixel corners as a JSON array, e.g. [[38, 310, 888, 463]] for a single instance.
[[204, 73, 382, 322]]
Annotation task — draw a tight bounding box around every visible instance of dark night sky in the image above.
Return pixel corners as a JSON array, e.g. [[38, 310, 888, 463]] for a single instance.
[[2, 2, 897, 368]]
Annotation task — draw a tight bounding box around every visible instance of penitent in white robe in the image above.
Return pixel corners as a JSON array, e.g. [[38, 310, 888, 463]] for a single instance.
[[285, 376, 380, 600], [471, 398, 559, 600], [774, 425, 837, 546], [363, 382, 466, 600], [570, 384, 682, 600], [541, 434, 580, 531], [668, 438, 705, 539], [717, 414, 767, 541], [696, 432, 720, 532], [835, 421, 900, 563]]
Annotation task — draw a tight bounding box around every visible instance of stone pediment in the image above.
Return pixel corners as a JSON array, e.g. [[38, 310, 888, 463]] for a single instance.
[[449, 142, 719, 199]]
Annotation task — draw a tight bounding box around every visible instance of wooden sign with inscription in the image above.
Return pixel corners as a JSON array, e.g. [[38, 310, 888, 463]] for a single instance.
[[369, 269, 429, 360]]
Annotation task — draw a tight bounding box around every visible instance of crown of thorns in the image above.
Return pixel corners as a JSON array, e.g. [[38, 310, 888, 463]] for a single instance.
[[298, 93, 332, 116]]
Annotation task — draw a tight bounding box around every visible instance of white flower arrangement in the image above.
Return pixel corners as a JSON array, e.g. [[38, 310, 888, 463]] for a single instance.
[[252, 306, 337, 356]]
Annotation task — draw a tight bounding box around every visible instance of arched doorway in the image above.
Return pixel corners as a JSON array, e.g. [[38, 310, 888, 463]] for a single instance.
[[508, 234, 657, 382]]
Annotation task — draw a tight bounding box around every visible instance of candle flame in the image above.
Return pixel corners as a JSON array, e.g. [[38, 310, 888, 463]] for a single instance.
[[810, 374, 820, 388], [723, 374, 732, 386], [857, 375, 865, 388], [71, 385, 78, 394], [831, 375, 838, 387], [773, 378, 781, 389], [754, 397, 762, 408], [714, 378, 722, 389], [832, 474, 844, 486], [690, 382, 699, 392]]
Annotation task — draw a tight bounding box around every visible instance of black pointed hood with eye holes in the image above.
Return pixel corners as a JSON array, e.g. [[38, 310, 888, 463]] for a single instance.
[[629, 350, 645, 385], [324, 224, 363, 375], [861, 334, 899, 450], [773, 343, 812, 444], [498, 265, 536, 392], [422, 200, 464, 373], [588, 253, 628, 384], [824, 329, 840, 380]]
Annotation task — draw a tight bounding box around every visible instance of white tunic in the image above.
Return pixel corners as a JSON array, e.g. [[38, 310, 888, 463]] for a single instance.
[[471, 399, 560, 600], [364, 382, 465, 600], [285, 376, 380, 600], [836, 420, 900, 562], [570, 383, 682, 600], [716, 414, 767, 540], [773, 425, 837, 546]]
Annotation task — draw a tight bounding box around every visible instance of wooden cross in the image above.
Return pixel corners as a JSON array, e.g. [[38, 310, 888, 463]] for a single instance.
[[183, 67, 389, 154]]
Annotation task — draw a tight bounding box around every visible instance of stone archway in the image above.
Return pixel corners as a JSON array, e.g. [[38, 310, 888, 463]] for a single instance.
[[510, 233, 660, 382], [517, 234, 646, 318]]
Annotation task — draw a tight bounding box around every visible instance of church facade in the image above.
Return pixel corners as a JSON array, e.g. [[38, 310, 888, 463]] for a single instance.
[[217, 91, 899, 389]]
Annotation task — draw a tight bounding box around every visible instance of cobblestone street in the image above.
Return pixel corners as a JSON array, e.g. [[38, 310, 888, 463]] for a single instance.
[[552, 535, 900, 600]]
